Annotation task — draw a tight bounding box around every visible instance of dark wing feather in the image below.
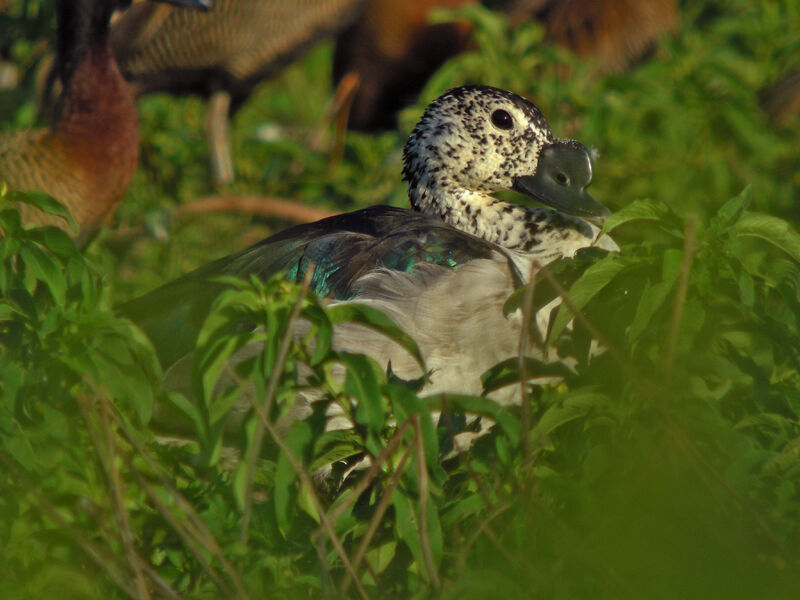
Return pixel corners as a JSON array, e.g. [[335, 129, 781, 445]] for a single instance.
[[119, 206, 504, 368]]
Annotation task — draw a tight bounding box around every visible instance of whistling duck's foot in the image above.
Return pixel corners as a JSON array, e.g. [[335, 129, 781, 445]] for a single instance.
[[207, 89, 234, 184]]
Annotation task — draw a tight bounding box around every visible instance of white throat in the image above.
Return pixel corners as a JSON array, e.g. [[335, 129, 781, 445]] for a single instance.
[[410, 182, 617, 281]]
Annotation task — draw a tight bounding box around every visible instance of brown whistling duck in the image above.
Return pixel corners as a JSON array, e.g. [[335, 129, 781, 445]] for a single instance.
[[335, 0, 677, 132], [333, 0, 475, 132], [110, 0, 365, 184], [535, 0, 677, 73], [0, 0, 210, 247]]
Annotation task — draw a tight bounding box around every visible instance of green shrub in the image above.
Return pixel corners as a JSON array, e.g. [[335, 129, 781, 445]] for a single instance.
[[1, 0, 800, 597]]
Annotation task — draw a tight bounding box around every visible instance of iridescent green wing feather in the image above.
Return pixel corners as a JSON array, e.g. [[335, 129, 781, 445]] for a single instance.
[[120, 206, 503, 368]]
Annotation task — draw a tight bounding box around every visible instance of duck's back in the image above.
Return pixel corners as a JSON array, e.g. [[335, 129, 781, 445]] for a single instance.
[[121, 206, 511, 368], [1, 131, 89, 232], [113, 0, 364, 94]]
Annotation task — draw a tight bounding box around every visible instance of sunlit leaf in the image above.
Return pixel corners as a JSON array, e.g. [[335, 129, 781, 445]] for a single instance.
[[341, 352, 384, 436], [602, 199, 670, 233], [548, 256, 627, 344]]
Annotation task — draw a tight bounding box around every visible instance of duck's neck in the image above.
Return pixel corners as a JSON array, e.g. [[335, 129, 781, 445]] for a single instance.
[[53, 0, 139, 174], [56, 0, 116, 84], [409, 184, 608, 277]]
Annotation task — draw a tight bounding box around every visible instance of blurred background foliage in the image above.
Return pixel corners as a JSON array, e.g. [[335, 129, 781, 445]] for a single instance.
[[1, 0, 800, 598]]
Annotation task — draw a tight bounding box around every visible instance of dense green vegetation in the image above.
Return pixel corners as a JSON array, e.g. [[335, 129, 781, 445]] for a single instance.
[[1, 1, 799, 598]]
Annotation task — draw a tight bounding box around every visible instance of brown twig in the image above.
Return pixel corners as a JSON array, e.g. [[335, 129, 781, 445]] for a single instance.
[[124, 457, 237, 598], [97, 394, 153, 600], [517, 262, 540, 462], [77, 391, 152, 600], [174, 195, 337, 223], [0, 453, 139, 600], [664, 213, 698, 378], [255, 402, 371, 600], [461, 503, 519, 569], [90, 503, 183, 600], [534, 260, 630, 376], [111, 409, 250, 599], [413, 415, 441, 590], [323, 418, 414, 530], [240, 268, 314, 544], [223, 359, 371, 600], [341, 443, 413, 595]]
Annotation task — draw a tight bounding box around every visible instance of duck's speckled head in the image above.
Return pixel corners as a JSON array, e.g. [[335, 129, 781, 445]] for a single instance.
[[402, 85, 610, 226]]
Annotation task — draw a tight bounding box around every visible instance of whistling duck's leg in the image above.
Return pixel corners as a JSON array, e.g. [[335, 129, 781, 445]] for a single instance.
[[305, 72, 359, 166], [330, 72, 359, 166], [206, 89, 234, 184]]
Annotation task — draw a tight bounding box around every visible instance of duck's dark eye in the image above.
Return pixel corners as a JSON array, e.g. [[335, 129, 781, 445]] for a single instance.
[[491, 109, 514, 130]]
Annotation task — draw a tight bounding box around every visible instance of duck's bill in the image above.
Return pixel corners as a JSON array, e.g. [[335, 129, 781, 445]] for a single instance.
[[159, 0, 212, 10], [513, 140, 611, 226]]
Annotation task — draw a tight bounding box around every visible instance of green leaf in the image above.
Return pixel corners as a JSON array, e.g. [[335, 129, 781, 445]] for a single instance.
[[547, 256, 627, 344], [341, 353, 385, 437], [2, 433, 38, 472], [502, 285, 528, 317], [391, 486, 442, 579], [735, 214, 800, 263], [297, 479, 320, 523], [602, 199, 669, 234], [715, 185, 751, 225], [661, 248, 683, 284], [738, 271, 755, 307], [208, 381, 249, 426], [196, 332, 255, 403], [327, 303, 425, 370], [19, 244, 66, 307], [531, 390, 609, 441], [26, 226, 80, 260], [387, 384, 440, 474], [430, 393, 520, 446], [504, 251, 614, 317], [310, 440, 362, 474], [441, 493, 485, 527], [629, 281, 672, 343], [302, 303, 332, 366], [5, 190, 78, 233], [364, 540, 396, 577], [425, 498, 443, 568], [162, 391, 206, 433], [274, 421, 312, 534], [628, 249, 682, 343], [392, 489, 422, 567], [481, 357, 573, 393]]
